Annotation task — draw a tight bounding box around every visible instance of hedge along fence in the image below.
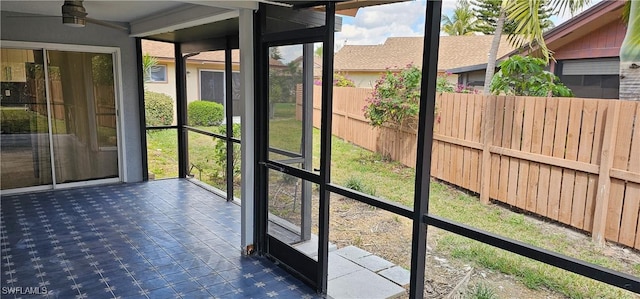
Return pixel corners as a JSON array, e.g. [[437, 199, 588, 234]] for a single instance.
[[298, 85, 640, 250]]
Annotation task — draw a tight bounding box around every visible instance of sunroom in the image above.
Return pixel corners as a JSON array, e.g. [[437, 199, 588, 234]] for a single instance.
[[1, 1, 638, 298]]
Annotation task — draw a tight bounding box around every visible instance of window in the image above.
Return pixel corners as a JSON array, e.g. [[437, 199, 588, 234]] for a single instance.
[[199, 70, 242, 117], [148, 65, 167, 82], [558, 58, 619, 99]]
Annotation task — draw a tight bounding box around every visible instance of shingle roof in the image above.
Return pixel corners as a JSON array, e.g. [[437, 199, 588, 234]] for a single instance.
[[334, 35, 517, 72]]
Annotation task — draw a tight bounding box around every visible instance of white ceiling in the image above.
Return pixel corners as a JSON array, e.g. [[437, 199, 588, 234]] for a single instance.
[[0, 1, 263, 38], [0, 1, 395, 39], [0, 1, 189, 23]]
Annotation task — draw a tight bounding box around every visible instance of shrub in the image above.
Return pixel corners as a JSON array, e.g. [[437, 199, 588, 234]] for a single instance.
[[334, 73, 356, 87], [144, 91, 173, 126], [212, 124, 241, 179], [314, 72, 356, 87], [437, 73, 455, 93], [188, 101, 224, 126], [490, 55, 574, 97], [364, 64, 422, 128], [438, 72, 478, 94], [0, 109, 32, 133]]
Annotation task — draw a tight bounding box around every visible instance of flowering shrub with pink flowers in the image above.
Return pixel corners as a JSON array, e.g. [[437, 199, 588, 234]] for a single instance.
[[364, 64, 422, 128], [364, 66, 478, 128]]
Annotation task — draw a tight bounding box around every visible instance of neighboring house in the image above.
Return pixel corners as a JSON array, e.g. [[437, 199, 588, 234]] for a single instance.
[[142, 40, 285, 118], [334, 35, 516, 88], [451, 0, 626, 99], [291, 54, 323, 80], [538, 0, 626, 99]]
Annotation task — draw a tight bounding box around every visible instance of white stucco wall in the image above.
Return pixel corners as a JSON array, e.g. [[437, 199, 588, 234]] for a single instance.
[[338, 70, 457, 89]]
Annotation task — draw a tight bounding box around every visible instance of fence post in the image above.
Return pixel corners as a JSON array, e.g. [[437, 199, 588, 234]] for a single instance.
[[592, 100, 621, 245], [480, 95, 495, 204]]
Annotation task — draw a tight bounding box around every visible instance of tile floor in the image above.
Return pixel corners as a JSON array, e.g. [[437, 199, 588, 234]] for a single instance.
[[0, 179, 320, 299]]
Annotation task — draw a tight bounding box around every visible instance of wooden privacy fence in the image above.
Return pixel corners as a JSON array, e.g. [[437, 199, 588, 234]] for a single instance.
[[299, 86, 640, 250]]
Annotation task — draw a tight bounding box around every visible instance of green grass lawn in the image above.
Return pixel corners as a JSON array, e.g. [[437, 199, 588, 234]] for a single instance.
[[146, 104, 638, 299]]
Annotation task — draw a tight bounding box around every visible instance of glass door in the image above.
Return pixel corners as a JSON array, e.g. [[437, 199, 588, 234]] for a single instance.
[[0, 46, 120, 192], [47, 51, 119, 184], [0, 48, 52, 190], [260, 42, 325, 288], [256, 2, 336, 292]]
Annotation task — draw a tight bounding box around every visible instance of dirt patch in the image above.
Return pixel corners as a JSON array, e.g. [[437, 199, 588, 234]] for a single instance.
[[326, 194, 639, 298], [267, 178, 639, 298]]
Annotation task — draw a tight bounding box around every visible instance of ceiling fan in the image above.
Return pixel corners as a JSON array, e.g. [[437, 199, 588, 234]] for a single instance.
[[61, 0, 128, 32], [9, 0, 129, 33]]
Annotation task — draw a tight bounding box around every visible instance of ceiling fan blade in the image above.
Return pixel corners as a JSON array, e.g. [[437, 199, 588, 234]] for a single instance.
[[5, 15, 60, 18], [86, 18, 129, 33]]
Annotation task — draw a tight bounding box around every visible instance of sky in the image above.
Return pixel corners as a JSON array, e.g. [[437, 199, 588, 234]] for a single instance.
[[333, 0, 599, 50], [275, 0, 599, 62]]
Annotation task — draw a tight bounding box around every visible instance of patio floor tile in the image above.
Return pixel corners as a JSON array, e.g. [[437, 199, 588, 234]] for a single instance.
[[0, 179, 316, 299]]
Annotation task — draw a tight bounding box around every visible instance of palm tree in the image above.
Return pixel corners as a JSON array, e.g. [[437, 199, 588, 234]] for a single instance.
[[482, 0, 589, 94], [482, 10, 506, 94], [620, 0, 639, 100], [441, 0, 478, 36], [142, 53, 158, 84]]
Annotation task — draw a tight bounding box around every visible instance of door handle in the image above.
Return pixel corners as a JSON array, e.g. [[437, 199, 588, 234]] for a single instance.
[[260, 161, 286, 172]]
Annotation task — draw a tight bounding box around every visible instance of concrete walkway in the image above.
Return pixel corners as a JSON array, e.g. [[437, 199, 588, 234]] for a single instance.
[[293, 239, 409, 299]]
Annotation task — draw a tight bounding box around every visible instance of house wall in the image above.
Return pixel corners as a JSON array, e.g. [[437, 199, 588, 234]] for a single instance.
[[147, 61, 178, 104], [552, 20, 625, 68], [340, 70, 456, 89], [145, 60, 240, 124], [550, 20, 625, 99], [337, 71, 381, 88], [457, 70, 486, 89], [1, 11, 143, 182]]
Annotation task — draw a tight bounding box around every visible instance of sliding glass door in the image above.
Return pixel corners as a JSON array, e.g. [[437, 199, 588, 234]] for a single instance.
[[0, 48, 52, 190], [47, 50, 119, 184], [0, 46, 120, 191]]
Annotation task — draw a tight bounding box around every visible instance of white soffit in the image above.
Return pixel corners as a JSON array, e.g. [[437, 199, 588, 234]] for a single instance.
[[129, 4, 239, 37], [183, 1, 259, 10]]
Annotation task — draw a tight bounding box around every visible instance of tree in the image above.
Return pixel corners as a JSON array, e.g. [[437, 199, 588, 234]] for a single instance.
[[482, 0, 588, 95], [269, 47, 283, 61], [142, 53, 157, 83], [441, 0, 478, 36], [482, 10, 506, 94], [620, 0, 639, 100], [472, 0, 554, 35], [268, 59, 302, 118], [490, 55, 573, 97]]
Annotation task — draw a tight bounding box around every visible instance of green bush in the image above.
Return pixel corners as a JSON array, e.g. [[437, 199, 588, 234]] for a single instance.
[[0, 109, 32, 133], [144, 91, 174, 126], [188, 101, 224, 126], [334, 73, 356, 87], [212, 124, 242, 179], [490, 55, 574, 97], [364, 64, 421, 128]]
